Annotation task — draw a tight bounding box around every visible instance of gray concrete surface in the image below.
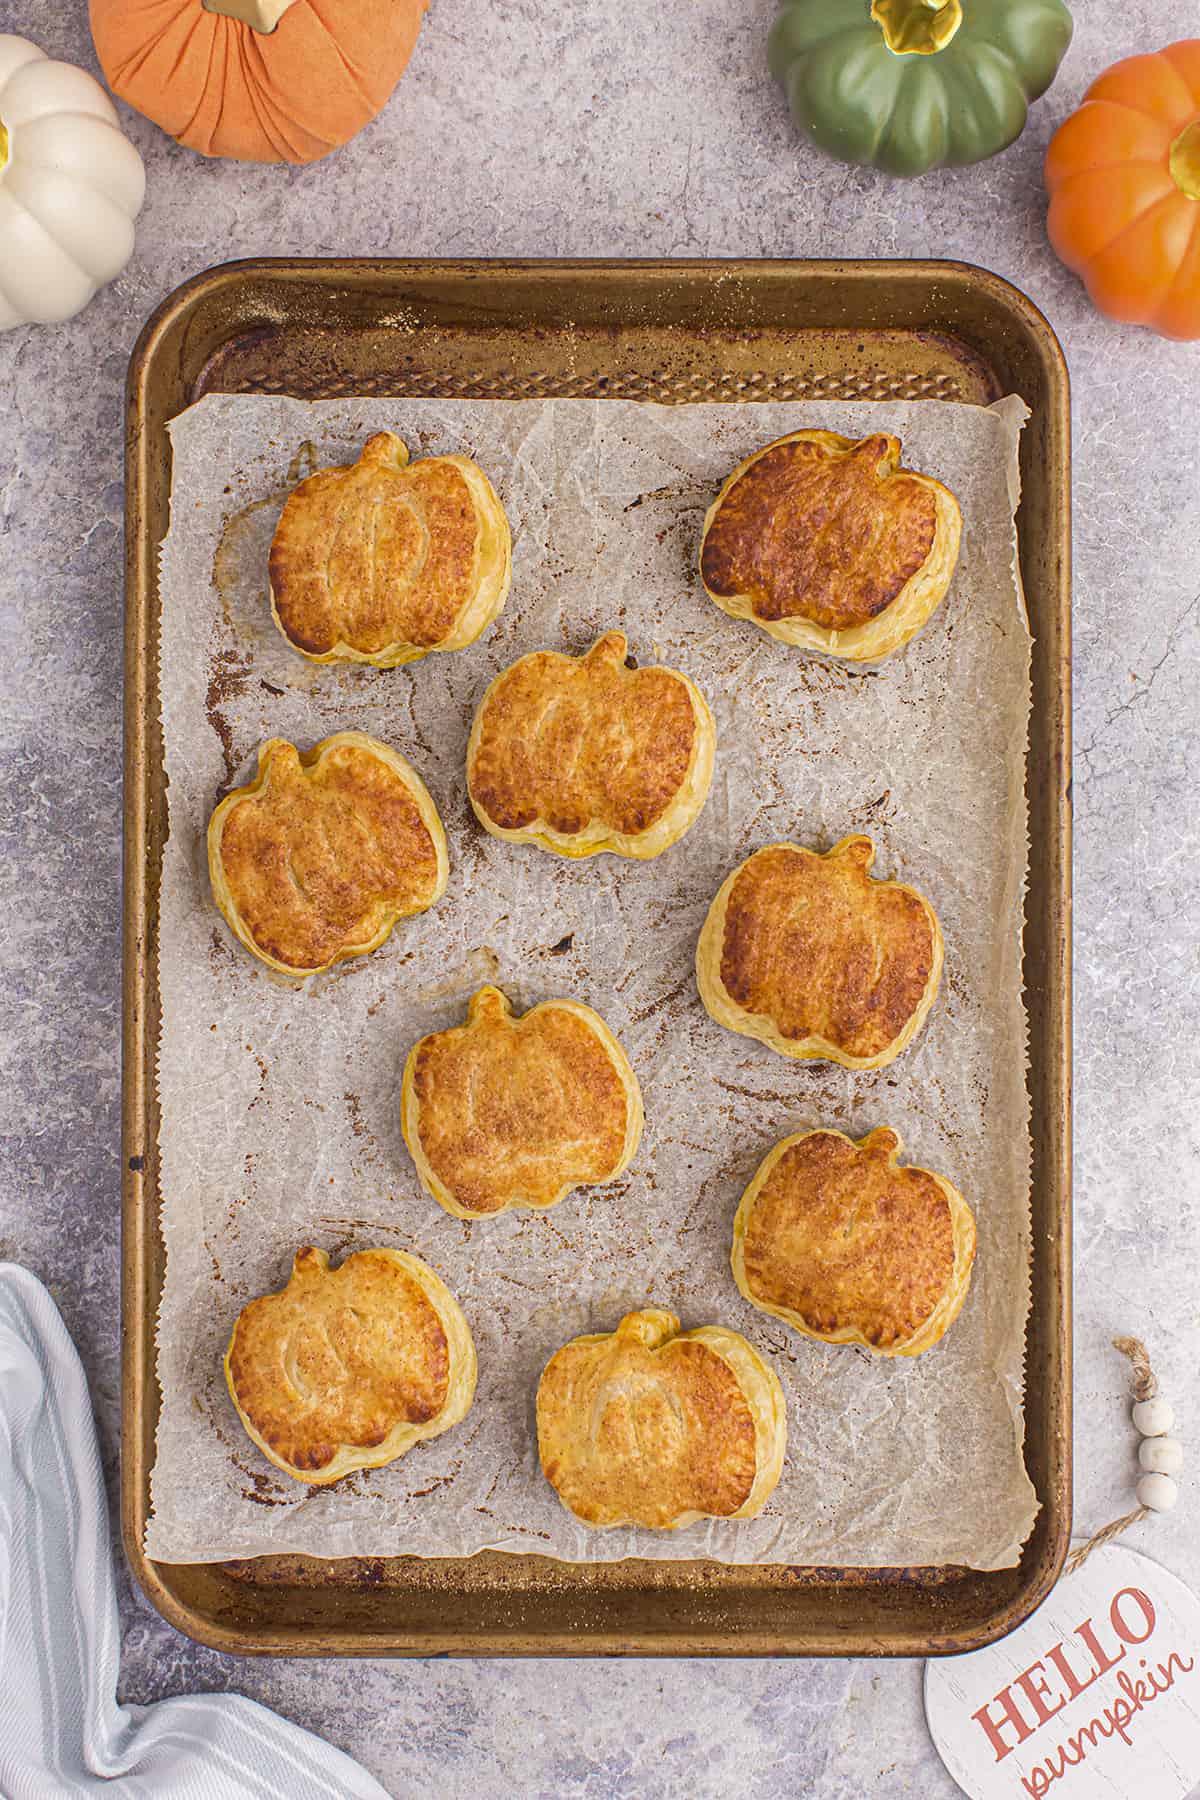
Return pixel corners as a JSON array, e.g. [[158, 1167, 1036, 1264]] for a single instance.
[[2, 1, 1197, 1794]]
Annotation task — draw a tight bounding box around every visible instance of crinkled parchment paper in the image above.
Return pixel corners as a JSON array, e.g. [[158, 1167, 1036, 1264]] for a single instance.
[[146, 392, 1036, 1568]]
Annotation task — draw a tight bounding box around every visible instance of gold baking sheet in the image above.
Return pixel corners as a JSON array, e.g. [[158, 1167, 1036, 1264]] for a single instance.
[[123, 259, 1071, 1655]]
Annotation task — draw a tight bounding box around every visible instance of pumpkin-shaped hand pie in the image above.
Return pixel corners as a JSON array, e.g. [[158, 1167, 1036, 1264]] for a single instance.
[[768, 0, 1073, 179], [1046, 40, 1200, 341], [467, 631, 716, 859], [268, 432, 511, 667], [700, 431, 962, 663], [732, 1129, 976, 1358], [536, 1309, 787, 1529], [89, 0, 428, 166], [225, 1247, 476, 1485], [696, 835, 943, 1069], [208, 731, 448, 977], [402, 985, 643, 1220]]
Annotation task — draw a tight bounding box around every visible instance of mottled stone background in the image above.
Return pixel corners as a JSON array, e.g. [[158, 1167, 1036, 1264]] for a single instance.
[[1, 1, 1196, 1794]]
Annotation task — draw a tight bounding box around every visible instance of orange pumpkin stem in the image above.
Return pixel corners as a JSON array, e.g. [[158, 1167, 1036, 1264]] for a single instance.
[[871, 0, 963, 56], [1171, 119, 1200, 201], [201, 0, 298, 33]]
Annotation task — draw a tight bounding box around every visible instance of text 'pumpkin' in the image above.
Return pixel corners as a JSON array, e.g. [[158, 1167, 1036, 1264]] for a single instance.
[[88, 0, 428, 165]]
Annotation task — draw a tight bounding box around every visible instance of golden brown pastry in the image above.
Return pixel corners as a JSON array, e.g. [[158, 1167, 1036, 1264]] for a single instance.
[[466, 630, 716, 859], [224, 1246, 477, 1485], [536, 1309, 786, 1529], [401, 985, 642, 1220], [696, 835, 942, 1070], [732, 1128, 976, 1358], [207, 731, 448, 977], [269, 431, 511, 666], [699, 430, 962, 661]]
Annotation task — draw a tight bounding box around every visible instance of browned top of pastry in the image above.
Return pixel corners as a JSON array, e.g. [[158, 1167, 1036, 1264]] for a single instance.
[[269, 432, 485, 656], [213, 735, 443, 973], [468, 631, 700, 838], [718, 837, 938, 1062], [406, 987, 636, 1216], [536, 1311, 759, 1528], [226, 1248, 449, 1475], [739, 1130, 957, 1349], [701, 433, 939, 629]]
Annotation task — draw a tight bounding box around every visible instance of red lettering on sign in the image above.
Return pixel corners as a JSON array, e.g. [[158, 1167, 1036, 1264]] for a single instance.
[[1046, 1640, 1102, 1705], [1015, 1660, 1067, 1729], [972, 1683, 1036, 1762], [1110, 1587, 1156, 1647], [1076, 1614, 1127, 1681]]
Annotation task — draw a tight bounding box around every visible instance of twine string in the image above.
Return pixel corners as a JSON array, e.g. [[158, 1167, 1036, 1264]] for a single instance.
[[1066, 1505, 1150, 1576], [1065, 1337, 1157, 1576], [1112, 1334, 1157, 1403]]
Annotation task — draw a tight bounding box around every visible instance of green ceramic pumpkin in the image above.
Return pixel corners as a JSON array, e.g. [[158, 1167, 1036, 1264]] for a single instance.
[[768, 0, 1074, 177]]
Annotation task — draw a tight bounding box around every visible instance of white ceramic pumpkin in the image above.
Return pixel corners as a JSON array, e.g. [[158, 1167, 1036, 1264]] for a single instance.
[[0, 35, 145, 331]]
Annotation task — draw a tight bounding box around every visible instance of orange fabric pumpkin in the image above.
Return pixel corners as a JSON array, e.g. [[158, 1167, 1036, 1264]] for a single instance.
[[89, 0, 428, 165], [1045, 39, 1200, 340]]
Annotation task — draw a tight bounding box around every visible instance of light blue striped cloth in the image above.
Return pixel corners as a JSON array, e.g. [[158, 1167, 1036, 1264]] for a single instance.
[[0, 1263, 391, 1799]]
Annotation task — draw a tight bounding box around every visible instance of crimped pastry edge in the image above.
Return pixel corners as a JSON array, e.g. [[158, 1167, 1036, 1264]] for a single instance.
[[465, 633, 717, 860], [699, 429, 963, 663], [400, 985, 644, 1220], [269, 441, 512, 667], [207, 729, 449, 977], [535, 1307, 787, 1530], [223, 1246, 478, 1486], [730, 1127, 977, 1358], [694, 835, 944, 1071]]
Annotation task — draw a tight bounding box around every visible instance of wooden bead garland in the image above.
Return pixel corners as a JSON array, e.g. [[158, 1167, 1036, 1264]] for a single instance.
[[1067, 1335, 1183, 1573], [1133, 1396, 1175, 1437], [1140, 1436, 1184, 1475], [1137, 1471, 1180, 1512]]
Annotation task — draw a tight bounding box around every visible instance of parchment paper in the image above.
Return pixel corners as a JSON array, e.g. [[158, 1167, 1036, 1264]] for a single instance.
[[146, 392, 1037, 1568]]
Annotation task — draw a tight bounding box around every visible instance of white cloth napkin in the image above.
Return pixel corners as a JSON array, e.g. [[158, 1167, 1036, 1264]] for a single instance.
[[0, 1263, 391, 1799]]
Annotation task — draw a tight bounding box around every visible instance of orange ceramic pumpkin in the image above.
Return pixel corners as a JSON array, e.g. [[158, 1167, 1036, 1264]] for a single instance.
[[1045, 39, 1200, 339], [89, 0, 428, 165]]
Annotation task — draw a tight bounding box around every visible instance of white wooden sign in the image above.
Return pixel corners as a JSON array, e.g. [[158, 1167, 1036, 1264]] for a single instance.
[[925, 1545, 1200, 1799]]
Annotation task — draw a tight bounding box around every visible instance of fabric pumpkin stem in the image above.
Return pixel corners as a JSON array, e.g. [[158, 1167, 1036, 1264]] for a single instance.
[[202, 0, 299, 31]]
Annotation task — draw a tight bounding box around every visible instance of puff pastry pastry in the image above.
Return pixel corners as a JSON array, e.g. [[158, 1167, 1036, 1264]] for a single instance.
[[208, 731, 448, 977], [696, 835, 942, 1069], [401, 984, 643, 1220], [466, 630, 716, 859], [224, 1246, 477, 1485], [732, 1128, 976, 1358], [700, 430, 962, 662], [536, 1308, 786, 1529], [269, 431, 511, 666]]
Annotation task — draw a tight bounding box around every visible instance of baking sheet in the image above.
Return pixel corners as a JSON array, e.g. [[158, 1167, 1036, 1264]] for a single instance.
[[146, 392, 1036, 1569]]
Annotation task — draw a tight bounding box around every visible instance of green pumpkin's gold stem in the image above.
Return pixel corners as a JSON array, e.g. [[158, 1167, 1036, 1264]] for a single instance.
[[0, 121, 8, 177], [871, 0, 964, 56], [1170, 119, 1200, 201]]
